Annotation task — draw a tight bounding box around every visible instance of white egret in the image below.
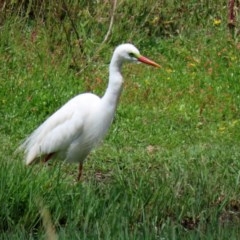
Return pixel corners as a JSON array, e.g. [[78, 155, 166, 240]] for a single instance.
[[20, 43, 160, 180]]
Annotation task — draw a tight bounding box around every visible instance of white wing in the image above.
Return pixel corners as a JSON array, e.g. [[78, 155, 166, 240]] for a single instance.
[[20, 93, 100, 165]]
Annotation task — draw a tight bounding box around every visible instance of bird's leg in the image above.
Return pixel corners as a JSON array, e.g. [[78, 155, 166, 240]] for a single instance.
[[43, 152, 55, 163], [77, 163, 83, 181]]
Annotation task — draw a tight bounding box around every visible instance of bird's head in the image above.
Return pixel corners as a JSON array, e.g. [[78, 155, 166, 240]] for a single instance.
[[113, 43, 161, 68]]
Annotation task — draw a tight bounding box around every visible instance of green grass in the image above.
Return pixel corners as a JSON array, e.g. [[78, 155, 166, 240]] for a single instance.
[[1, 10, 240, 239]]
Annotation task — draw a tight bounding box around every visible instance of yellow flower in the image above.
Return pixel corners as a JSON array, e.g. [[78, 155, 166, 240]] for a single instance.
[[166, 68, 173, 73], [213, 19, 221, 26], [188, 63, 196, 67], [219, 126, 226, 132], [230, 56, 237, 61], [230, 119, 239, 127]]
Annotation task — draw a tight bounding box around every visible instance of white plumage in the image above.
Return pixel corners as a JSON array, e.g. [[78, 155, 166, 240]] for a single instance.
[[20, 43, 160, 180]]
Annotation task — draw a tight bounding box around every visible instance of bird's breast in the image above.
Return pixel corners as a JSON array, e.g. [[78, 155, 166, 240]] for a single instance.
[[86, 103, 116, 143], [65, 100, 116, 163]]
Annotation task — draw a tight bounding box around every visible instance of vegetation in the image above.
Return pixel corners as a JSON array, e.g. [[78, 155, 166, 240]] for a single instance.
[[1, 0, 240, 239]]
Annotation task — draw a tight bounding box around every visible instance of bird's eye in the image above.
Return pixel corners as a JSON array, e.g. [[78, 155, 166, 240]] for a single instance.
[[129, 53, 135, 58]]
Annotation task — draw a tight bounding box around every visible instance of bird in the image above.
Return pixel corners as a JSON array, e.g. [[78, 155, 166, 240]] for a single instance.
[[19, 43, 160, 180]]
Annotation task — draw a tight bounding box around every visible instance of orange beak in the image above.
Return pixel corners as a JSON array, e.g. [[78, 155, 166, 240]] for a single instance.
[[137, 55, 161, 68]]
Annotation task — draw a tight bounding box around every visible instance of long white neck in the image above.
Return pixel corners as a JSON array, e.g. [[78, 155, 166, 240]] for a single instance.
[[102, 52, 124, 110]]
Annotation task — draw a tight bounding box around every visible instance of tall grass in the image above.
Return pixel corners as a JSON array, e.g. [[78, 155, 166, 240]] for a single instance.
[[0, 0, 232, 66], [1, 0, 240, 239]]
